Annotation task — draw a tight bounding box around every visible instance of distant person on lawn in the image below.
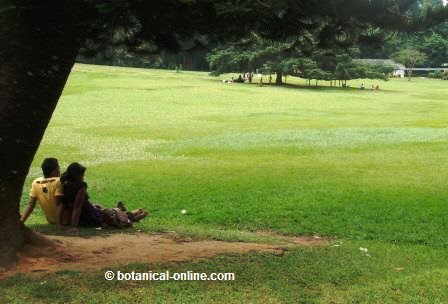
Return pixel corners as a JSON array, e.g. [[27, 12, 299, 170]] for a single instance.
[[21, 158, 65, 227], [60, 162, 148, 228]]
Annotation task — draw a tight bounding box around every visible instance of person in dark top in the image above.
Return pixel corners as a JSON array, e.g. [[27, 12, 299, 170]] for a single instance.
[[61, 162, 148, 228], [61, 163, 103, 227]]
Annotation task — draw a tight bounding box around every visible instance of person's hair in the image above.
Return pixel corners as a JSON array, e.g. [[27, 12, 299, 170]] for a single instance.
[[61, 162, 86, 183], [41, 158, 59, 178]]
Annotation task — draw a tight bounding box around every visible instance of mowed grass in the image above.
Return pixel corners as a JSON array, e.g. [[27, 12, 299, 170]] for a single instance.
[[3, 63, 448, 303]]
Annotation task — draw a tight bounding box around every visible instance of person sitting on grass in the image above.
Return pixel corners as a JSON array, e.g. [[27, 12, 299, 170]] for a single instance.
[[60, 162, 148, 228], [21, 158, 65, 227]]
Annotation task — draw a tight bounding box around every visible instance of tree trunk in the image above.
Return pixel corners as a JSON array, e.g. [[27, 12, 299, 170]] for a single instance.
[[0, 2, 82, 267], [275, 71, 283, 85]]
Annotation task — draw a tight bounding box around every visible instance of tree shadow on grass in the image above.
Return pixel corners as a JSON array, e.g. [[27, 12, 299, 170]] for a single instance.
[[29, 223, 141, 239], [4, 244, 442, 304], [259, 82, 400, 94], [208, 77, 400, 93]]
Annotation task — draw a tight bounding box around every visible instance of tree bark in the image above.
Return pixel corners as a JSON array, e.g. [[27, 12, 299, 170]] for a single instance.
[[407, 66, 413, 81], [275, 71, 282, 85], [0, 2, 82, 267]]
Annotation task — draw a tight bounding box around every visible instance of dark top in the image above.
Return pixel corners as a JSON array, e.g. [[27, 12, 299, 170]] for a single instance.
[[61, 180, 102, 227]]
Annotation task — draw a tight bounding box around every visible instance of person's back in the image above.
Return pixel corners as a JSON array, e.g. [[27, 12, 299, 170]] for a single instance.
[[21, 158, 64, 225], [60, 163, 103, 227], [30, 176, 63, 224], [61, 178, 86, 209]]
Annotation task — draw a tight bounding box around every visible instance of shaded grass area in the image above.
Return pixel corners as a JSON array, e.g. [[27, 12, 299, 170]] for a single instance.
[[2, 242, 448, 303], [12, 64, 448, 302]]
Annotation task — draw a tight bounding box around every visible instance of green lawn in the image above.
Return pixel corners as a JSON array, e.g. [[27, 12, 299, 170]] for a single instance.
[[3, 64, 448, 303]]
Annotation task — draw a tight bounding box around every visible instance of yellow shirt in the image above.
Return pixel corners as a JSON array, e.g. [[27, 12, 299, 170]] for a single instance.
[[30, 177, 64, 224]]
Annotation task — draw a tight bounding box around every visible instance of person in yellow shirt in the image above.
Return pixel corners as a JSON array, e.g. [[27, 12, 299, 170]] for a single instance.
[[21, 158, 64, 226]]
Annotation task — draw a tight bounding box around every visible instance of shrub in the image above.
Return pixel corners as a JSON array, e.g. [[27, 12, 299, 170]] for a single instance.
[[427, 71, 442, 79], [442, 71, 448, 80]]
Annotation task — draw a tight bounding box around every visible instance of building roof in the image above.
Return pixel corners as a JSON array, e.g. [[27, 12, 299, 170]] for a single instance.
[[354, 59, 405, 69]]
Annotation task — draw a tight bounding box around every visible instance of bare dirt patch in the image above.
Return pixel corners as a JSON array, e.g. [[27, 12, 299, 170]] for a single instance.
[[255, 231, 330, 246], [1, 232, 328, 279]]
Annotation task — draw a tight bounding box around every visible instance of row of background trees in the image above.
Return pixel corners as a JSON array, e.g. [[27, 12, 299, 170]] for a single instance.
[[77, 21, 448, 79], [206, 32, 396, 86]]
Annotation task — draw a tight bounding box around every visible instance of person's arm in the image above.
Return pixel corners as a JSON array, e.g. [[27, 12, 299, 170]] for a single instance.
[[54, 179, 64, 228], [21, 197, 37, 223], [71, 187, 86, 227]]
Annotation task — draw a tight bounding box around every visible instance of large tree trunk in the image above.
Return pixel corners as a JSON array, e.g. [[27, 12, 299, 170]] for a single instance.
[[275, 71, 283, 85], [0, 2, 82, 267], [407, 68, 413, 81]]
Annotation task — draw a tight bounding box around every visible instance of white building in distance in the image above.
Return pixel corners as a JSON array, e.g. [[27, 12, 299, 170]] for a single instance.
[[354, 59, 406, 78]]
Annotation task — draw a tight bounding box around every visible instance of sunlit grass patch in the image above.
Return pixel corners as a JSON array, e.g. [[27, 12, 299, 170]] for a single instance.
[[162, 127, 448, 157]]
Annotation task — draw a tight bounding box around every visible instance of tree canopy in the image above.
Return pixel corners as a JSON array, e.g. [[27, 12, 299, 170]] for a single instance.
[[206, 33, 394, 86], [392, 48, 428, 79], [37, 1, 448, 58]]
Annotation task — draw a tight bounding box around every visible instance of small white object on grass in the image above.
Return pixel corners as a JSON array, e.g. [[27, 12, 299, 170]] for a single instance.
[[181, 209, 187, 214]]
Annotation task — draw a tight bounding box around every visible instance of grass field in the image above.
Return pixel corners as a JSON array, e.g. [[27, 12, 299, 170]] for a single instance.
[[2, 64, 448, 303]]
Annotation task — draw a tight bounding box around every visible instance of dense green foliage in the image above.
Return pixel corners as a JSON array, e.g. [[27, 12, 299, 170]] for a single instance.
[[428, 70, 448, 79], [392, 48, 428, 80], [361, 23, 448, 67], [359, 1, 448, 67], [73, 0, 448, 70], [207, 44, 393, 86]]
